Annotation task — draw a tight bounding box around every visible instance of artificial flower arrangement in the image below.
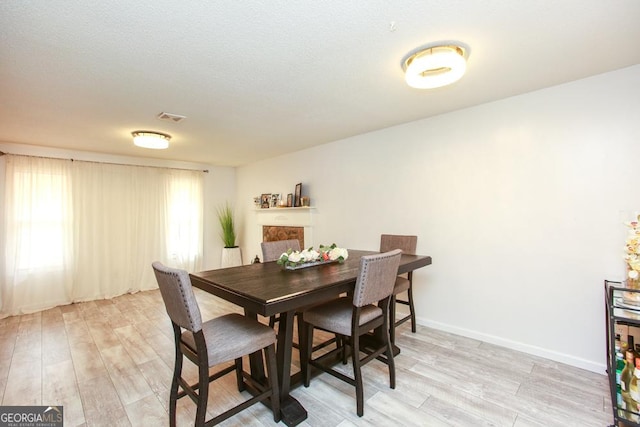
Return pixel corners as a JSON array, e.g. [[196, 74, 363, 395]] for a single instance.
[[624, 215, 640, 284], [277, 243, 349, 269]]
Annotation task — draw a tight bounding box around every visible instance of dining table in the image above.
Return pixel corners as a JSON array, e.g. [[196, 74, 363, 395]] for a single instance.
[[190, 249, 432, 426]]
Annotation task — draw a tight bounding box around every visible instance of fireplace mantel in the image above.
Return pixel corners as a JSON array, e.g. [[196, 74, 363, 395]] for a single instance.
[[255, 207, 314, 248]]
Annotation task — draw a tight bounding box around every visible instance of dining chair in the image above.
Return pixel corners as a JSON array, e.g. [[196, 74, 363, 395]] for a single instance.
[[261, 238, 301, 262], [261, 239, 302, 327], [300, 249, 402, 417], [380, 234, 418, 344], [261, 239, 339, 355], [151, 262, 280, 426]]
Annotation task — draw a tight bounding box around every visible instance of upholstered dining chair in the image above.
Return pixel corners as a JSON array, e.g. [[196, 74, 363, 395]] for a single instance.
[[380, 234, 418, 344], [261, 238, 338, 353], [152, 262, 280, 426], [261, 238, 301, 262], [261, 239, 301, 327], [301, 249, 402, 417]]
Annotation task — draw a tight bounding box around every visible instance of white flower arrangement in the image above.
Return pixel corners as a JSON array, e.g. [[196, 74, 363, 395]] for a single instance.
[[277, 243, 349, 269], [625, 216, 640, 282]]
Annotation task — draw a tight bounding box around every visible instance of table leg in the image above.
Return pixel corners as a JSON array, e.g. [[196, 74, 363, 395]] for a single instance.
[[276, 311, 307, 426]]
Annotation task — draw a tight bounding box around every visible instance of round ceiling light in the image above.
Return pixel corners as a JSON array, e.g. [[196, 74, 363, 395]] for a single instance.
[[131, 131, 171, 149], [403, 45, 467, 89]]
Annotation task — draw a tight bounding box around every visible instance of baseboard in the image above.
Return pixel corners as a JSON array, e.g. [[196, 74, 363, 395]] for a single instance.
[[416, 317, 606, 374]]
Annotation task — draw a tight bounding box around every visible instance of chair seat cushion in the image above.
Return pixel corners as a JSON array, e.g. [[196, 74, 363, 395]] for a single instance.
[[393, 276, 410, 294], [181, 313, 276, 366], [302, 297, 382, 336]]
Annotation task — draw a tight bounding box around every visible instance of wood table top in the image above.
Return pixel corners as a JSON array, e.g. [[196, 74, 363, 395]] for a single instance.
[[190, 250, 432, 317]]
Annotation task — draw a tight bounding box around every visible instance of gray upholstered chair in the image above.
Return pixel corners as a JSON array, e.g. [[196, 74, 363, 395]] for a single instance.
[[261, 239, 302, 327], [261, 238, 301, 262], [301, 249, 402, 417], [152, 262, 280, 426], [261, 238, 338, 353], [380, 234, 418, 343]]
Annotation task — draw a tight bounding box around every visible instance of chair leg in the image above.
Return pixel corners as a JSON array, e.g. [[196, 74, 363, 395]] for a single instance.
[[389, 295, 397, 344], [195, 354, 209, 426], [384, 321, 396, 390], [169, 347, 183, 427], [340, 335, 348, 365], [352, 333, 364, 417], [407, 283, 416, 333], [297, 314, 308, 381], [265, 344, 281, 422], [235, 357, 244, 392], [303, 322, 314, 387]]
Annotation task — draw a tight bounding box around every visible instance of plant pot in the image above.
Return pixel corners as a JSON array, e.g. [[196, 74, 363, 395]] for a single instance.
[[221, 246, 242, 268]]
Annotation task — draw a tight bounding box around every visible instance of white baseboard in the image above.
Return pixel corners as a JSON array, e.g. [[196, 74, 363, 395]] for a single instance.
[[417, 317, 606, 375]]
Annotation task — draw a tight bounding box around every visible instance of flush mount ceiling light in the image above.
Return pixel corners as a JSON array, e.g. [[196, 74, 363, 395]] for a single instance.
[[403, 45, 467, 89], [131, 131, 171, 149]]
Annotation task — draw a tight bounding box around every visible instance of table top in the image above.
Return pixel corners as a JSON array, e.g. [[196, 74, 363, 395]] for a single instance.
[[190, 249, 432, 317]]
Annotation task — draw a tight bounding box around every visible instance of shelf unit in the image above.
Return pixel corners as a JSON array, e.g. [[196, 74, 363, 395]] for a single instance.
[[606, 279, 640, 426]]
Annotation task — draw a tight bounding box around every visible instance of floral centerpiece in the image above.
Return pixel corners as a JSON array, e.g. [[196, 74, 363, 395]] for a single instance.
[[277, 243, 349, 270]]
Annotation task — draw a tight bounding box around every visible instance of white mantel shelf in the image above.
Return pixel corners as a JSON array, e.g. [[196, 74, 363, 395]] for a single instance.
[[255, 207, 314, 226], [253, 207, 314, 211]]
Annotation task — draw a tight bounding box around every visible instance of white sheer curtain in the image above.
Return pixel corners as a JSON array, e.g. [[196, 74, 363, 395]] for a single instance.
[[1, 155, 203, 318]]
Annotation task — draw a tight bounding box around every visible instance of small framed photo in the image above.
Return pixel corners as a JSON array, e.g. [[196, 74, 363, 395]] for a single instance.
[[261, 193, 271, 209], [294, 183, 302, 207], [270, 193, 280, 208], [287, 193, 293, 207]]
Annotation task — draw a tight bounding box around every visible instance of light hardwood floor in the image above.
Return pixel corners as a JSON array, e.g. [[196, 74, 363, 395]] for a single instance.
[[0, 289, 613, 426]]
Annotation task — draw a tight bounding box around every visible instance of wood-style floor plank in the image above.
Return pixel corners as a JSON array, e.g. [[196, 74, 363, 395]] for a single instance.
[[43, 359, 85, 426], [0, 288, 613, 426]]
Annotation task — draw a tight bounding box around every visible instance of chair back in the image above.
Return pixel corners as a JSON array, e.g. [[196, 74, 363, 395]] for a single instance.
[[261, 239, 302, 262], [152, 262, 203, 333], [380, 234, 417, 254], [353, 249, 402, 307]]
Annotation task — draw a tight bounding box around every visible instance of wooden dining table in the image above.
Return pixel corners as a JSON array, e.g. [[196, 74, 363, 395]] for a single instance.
[[190, 249, 432, 426]]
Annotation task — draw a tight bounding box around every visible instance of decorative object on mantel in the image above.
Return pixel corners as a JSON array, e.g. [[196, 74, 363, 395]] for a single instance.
[[623, 213, 640, 305], [260, 193, 271, 209], [277, 244, 348, 270], [294, 183, 302, 207], [270, 193, 281, 208], [257, 184, 308, 208], [217, 202, 242, 268]]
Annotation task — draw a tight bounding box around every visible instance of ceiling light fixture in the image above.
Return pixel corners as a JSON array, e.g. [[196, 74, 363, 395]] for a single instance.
[[131, 131, 171, 149], [403, 45, 467, 89]]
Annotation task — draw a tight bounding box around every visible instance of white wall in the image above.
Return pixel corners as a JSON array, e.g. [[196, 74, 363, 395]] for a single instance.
[[236, 65, 640, 373], [0, 142, 236, 274]]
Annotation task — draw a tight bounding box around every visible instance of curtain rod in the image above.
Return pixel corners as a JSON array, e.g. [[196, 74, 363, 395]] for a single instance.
[[0, 151, 209, 173]]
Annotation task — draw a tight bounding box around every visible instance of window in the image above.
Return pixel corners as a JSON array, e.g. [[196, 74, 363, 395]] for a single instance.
[[2, 154, 204, 317]]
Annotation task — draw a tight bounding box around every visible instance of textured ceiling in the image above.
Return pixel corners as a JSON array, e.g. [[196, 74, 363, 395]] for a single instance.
[[1, 1, 639, 166]]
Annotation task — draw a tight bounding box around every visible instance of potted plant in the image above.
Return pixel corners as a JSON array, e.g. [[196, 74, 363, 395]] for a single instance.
[[217, 202, 242, 267]]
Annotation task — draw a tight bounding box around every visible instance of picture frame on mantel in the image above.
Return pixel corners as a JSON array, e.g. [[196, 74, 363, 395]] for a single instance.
[[261, 193, 271, 209], [294, 183, 302, 207], [287, 193, 293, 207]]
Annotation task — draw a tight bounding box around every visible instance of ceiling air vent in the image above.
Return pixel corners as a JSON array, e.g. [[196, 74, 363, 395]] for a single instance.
[[157, 112, 186, 123]]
